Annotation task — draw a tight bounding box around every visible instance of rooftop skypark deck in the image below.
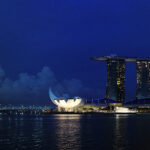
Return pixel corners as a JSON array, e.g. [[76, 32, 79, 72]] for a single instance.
[[91, 56, 150, 62]]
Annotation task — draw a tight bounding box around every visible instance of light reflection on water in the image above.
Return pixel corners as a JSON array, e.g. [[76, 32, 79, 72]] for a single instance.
[[54, 114, 81, 150], [53, 114, 82, 120], [0, 114, 150, 150], [113, 114, 129, 150]]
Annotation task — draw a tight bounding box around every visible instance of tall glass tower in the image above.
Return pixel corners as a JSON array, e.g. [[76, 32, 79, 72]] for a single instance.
[[136, 59, 150, 99], [106, 60, 125, 102], [91, 56, 136, 103]]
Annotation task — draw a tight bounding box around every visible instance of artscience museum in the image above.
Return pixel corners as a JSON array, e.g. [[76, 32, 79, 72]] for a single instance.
[[49, 89, 83, 111]]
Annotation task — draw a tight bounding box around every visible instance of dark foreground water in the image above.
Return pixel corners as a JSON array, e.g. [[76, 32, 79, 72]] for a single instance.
[[0, 114, 150, 150]]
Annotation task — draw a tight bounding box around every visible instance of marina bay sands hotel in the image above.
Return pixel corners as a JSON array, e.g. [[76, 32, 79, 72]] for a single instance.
[[92, 56, 150, 103]]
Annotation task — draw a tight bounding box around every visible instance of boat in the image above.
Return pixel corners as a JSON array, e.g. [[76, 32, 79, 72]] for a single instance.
[[114, 106, 138, 114]]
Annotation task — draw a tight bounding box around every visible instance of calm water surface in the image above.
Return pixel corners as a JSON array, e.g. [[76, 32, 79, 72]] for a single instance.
[[0, 114, 150, 150]]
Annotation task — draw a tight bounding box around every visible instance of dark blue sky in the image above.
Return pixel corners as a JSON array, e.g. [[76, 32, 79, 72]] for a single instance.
[[0, 0, 150, 104]]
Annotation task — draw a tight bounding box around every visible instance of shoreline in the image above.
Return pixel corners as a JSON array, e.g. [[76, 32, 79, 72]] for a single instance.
[[0, 111, 149, 115]]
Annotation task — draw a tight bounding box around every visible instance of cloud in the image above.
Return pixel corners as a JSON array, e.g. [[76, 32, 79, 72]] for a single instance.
[[0, 66, 103, 105], [0, 67, 56, 105]]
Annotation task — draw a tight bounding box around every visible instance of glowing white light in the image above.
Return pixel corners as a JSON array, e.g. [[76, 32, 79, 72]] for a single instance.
[[49, 89, 83, 109], [53, 98, 82, 109]]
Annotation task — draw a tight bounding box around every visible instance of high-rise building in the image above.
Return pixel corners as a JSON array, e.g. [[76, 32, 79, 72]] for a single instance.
[[106, 60, 125, 102], [136, 59, 150, 99], [91, 56, 136, 103]]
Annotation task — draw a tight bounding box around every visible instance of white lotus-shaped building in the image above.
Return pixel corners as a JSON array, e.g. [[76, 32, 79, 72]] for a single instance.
[[49, 89, 83, 111]]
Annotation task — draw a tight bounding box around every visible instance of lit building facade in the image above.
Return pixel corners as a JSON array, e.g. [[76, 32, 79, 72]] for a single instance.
[[49, 89, 83, 112], [91, 56, 136, 103], [106, 60, 125, 102], [136, 59, 150, 99]]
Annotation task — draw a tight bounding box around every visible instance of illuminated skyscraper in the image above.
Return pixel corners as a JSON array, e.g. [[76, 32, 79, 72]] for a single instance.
[[106, 60, 125, 102], [136, 59, 150, 99], [91, 56, 136, 103]]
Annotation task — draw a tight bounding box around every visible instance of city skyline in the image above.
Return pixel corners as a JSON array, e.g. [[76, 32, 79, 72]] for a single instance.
[[92, 56, 150, 102], [1, 1, 150, 150], [0, 0, 150, 104]]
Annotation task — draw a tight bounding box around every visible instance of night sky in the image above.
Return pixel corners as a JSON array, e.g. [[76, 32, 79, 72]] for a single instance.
[[0, 0, 150, 105]]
